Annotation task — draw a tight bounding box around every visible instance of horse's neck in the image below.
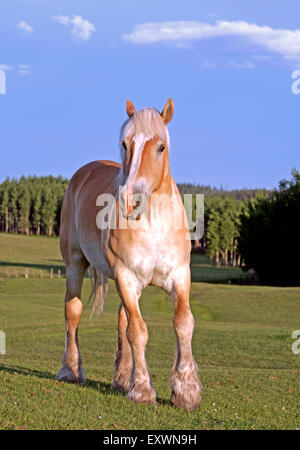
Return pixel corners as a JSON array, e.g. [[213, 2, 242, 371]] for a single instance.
[[147, 171, 184, 227], [154, 168, 174, 196]]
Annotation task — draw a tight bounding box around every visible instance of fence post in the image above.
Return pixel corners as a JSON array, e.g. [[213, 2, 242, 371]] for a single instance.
[[50, 268, 53, 279], [0, 330, 5, 355], [58, 269, 61, 279]]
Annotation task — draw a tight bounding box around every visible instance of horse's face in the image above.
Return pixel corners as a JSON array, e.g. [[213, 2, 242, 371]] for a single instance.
[[119, 99, 174, 219]]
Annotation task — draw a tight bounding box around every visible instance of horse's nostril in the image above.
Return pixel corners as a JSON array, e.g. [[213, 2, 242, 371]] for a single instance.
[[120, 189, 146, 219]]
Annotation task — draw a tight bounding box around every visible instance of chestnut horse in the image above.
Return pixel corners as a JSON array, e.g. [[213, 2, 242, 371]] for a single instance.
[[56, 99, 202, 410]]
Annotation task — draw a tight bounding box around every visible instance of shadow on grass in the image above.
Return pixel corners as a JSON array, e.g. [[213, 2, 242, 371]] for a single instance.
[[0, 363, 173, 406], [0, 364, 124, 397], [0, 261, 66, 274]]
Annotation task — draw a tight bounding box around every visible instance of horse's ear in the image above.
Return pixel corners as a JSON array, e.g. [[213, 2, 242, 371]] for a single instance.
[[126, 99, 135, 117], [161, 98, 174, 124]]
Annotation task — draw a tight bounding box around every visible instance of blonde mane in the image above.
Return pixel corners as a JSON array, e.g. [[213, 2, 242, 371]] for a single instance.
[[120, 108, 170, 148]]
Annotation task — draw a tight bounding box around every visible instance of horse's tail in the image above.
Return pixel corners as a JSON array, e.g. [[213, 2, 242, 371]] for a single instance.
[[86, 267, 109, 318]]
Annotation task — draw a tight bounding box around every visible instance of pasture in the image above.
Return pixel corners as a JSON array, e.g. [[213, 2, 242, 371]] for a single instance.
[[0, 232, 299, 430]]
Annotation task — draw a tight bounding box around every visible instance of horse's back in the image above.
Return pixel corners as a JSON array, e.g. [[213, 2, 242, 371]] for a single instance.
[[67, 160, 120, 197], [60, 160, 120, 265]]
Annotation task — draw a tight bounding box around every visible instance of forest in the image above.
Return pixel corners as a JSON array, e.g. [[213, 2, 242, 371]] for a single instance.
[[0, 176, 68, 237], [238, 169, 300, 285]]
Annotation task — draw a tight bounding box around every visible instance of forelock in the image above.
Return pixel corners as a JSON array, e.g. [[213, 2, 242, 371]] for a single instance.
[[120, 108, 170, 146]]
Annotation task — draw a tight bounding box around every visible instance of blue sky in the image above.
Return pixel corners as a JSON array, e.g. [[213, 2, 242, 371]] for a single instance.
[[1, 0, 300, 189]]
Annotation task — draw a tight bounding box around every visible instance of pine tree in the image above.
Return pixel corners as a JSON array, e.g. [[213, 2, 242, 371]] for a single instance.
[[8, 181, 18, 232], [0, 183, 9, 232], [33, 190, 42, 235], [18, 184, 31, 234], [41, 186, 57, 236]]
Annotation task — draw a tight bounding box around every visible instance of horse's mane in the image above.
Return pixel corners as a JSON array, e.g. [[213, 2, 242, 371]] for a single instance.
[[120, 108, 170, 148]]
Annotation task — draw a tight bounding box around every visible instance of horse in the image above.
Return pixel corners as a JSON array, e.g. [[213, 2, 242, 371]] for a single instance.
[[56, 98, 202, 410]]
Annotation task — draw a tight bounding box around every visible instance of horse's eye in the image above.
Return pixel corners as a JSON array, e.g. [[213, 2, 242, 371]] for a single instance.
[[158, 144, 165, 153], [122, 141, 127, 151]]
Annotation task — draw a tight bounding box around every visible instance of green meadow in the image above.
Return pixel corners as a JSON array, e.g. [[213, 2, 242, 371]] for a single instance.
[[0, 233, 299, 430]]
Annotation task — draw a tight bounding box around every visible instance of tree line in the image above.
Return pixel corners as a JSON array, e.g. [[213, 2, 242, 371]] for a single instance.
[[0, 175, 268, 270], [0, 176, 68, 236], [187, 169, 300, 283], [1, 172, 299, 285], [0, 176, 265, 241], [196, 196, 243, 268], [177, 182, 271, 202]]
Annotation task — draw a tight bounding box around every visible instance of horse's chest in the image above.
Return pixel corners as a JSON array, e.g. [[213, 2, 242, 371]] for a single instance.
[[123, 234, 179, 290]]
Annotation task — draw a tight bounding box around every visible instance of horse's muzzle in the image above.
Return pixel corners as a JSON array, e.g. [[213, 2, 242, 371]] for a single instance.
[[120, 190, 147, 220]]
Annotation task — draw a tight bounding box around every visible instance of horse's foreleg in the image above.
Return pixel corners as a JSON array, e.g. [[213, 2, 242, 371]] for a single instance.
[[170, 269, 202, 410], [112, 302, 133, 392], [115, 271, 157, 404], [56, 260, 88, 384]]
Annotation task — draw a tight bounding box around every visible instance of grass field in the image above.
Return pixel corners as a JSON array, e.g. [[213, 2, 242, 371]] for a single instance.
[[0, 232, 299, 430]]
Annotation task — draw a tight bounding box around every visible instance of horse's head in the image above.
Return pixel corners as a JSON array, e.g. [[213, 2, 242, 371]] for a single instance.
[[119, 98, 174, 219]]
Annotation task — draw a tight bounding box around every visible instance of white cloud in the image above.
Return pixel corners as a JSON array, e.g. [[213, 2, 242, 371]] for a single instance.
[[123, 20, 300, 61], [53, 15, 96, 41], [18, 21, 33, 34], [53, 15, 70, 27], [19, 64, 31, 75], [230, 60, 256, 69], [0, 64, 13, 71]]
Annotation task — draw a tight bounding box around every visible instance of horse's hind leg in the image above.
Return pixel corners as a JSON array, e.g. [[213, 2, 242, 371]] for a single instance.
[[112, 302, 133, 392], [169, 268, 202, 410], [56, 254, 89, 384]]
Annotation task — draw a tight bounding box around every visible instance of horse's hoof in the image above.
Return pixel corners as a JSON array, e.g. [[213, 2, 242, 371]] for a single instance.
[[55, 365, 86, 385], [170, 390, 201, 411], [170, 369, 202, 411], [127, 383, 157, 405]]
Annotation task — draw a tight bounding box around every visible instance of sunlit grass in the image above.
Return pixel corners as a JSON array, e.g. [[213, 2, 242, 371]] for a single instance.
[[0, 234, 299, 429]]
